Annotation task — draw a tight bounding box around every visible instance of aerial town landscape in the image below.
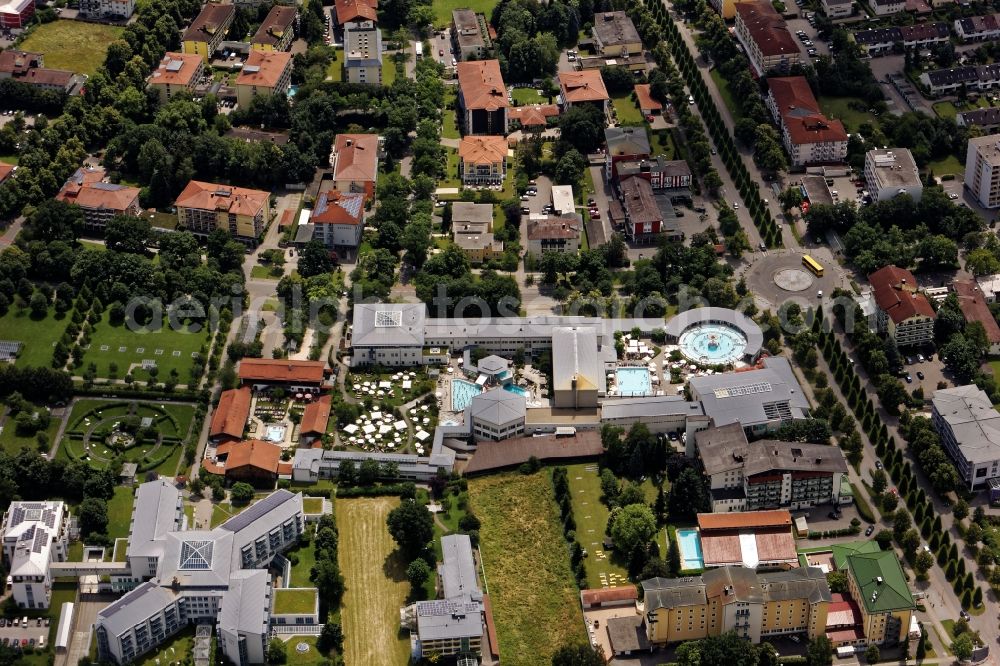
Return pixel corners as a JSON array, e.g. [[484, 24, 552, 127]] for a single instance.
[[4, 0, 1000, 663]]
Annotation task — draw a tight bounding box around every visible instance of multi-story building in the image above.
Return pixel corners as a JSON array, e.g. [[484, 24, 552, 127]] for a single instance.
[[822, 0, 853, 18], [0, 50, 74, 92], [451, 9, 490, 61], [237, 358, 326, 394], [919, 64, 1000, 96], [96, 486, 309, 665], [451, 200, 501, 263], [453, 229, 503, 264], [77, 0, 134, 19], [965, 135, 1000, 209], [182, 3, 235, 62], [526, 214, 582, 256], [957, 107, 1000, 132], [146, 52, 204, 104], [617, 175, 675, 243], [175, 180, 271, 244], [708, 0, 750, 20], [401, 534, 485, 658], [854, 24, 950, 58], [55, 166, 141, 232], [344, 20, 381, 85], [470, 389, 526, 440], [952, 279, 1000, 354], [234, 50, 292, 109], [642, 566, 831, 645], [508, 104, 559, 131], [605, 126, 650, 182], [697, 511, 799, 570], [955, 12, 1000, 41], [734, 1, 801, 77], [867, 265, 935, 348], [871, 0, 904, 15], [591, 11, 642, 58], [308, 190, 365, 250], [559, 69, 609, 115], [932, 385, 1000, 490], [0, 0, 33, 28], [843, 550, 915, 646], [1, 501, 69, 609], [458, 135, 507, 187], [765, 77, 848, 167], [456, 60, 508, 135], [864, 148, 922, 202], [332, 0, 376, 29], [250, 5, 296, 52], [329, 133, 381, 201], [695, 423, 848, 513], [615, 157, 692, 191]]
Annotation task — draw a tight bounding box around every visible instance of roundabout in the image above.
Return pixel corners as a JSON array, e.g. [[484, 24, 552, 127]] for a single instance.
[[743, 249, 842, 310], [773, 268, 813, 292]]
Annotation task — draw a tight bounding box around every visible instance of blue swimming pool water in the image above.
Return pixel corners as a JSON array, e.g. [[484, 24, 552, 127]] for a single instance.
[[451, 379, 483, 411], [676, 528, 704, 570], [503, 384, 530, 398], [264, 425, 286, 443], [678, 324, 747, 364], [616, 367, 652, 396]]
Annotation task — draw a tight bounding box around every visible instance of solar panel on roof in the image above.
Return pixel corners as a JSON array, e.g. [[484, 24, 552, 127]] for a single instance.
[[43, 511, 56, 529], [219, 490, 295, 533], [10, 507, 24, 527], [714, 382, 772, 399], [244, 65, 260, 73], [32, 528, 47, 553]]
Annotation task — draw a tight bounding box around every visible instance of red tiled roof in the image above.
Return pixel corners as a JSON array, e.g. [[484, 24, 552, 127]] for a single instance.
[[277, 461, 293, 476], [176, 180, 270, 218], [210, 387, 251, 440], [508, 103, 559, 127], [954, 279, 1000, 343], [216, 439, 282, 474], [300, 394, 332, 436], [768, 77, 847, 146], [235, 50, 291, 88], [580, 586, 638, 606], [238, 358, 326, 384], [334, 0, 377, 25], [72, 183, 140, 212], [459, 135, 507, 166], [869, 265, 936, 323], [698, 509, 792, 530], [457, 60, 508, 112], [148, 52, 202, 88], [633, 84, 662, 111], [310, 191, 365, 226], [0, 163, 12, 183], [527, 216, 581, 241], [332, 133, 379, 184], [20, 68, 73, 87], [736, 1, 800, 57], [559, 69, 610, 103], [826, 593, 863, 629]]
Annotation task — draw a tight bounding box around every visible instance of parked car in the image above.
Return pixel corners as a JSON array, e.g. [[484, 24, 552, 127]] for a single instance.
[[865, 524, 875, 536], [589, 210, 601, 219], [905, 374, 912, 384], [732, 202, 739, 210], [917, 371, 925, 380], [875, 460, 883, 470], [949, 193, 959, 200], [520, 207, 530, 214]]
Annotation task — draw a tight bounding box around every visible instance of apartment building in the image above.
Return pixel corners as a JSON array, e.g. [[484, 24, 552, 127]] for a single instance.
[[175, 180, 271, 244], [526, 214, 582, 256], [591, 11, 642, 57], [559, 69, 610, 115], [822, 0, 853, 18], [955, 12, 1000, 42], [0, 50, 75, 93], [952, 279, 1000, 354], [734, 1, 801, 77], [451, 9, 490, 60], [456, 60, 508, 135], [55, 166, 141, 232], [642, 566, 831, 645], [957, 107, 1000, 132], [843, 551, 915, 646], [920, 64, 1000, 96], [329, 133, 381, 200], [932, 385, 1000, 490], [332, 0, 376, 29], [695, 423, 848, 513], [250, 5, 296, 52], [617, 175, 673, 242], [344, 20, 381, 85], [234, 50, 292, 109], [308, 190, 365, 250], [182, 3, 235, 62], [864, 148, 922, 202], [1, 501, 69, 609], [765, 77, 848, 167], [871, 0, 904, 15], [458, 135, 507, 187], [614, 156, 693, 191], [453, 230, 503, 264], [605, 126, 650, 182], [965, 135, 1000, 209], [867, 265, 935, 348], [78, 0, 134, 18], [147, 52, 204, 104]]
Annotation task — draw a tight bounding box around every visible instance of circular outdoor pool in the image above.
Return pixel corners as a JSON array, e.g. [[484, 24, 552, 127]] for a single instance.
[[678, 323, 748, 365]]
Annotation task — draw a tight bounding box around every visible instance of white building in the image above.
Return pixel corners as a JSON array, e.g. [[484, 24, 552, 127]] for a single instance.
[[864, 148, 923, 202], [822, 0, 853, 18], [932, 385, 1000, 490], [551, 184, 575, 216], [77, 0, 135, 19], [976, 274, 1000, 303], [965, 135, 1000, 209], [871, 0, 904, 15], [1, 501, 69, 609], [765, 77, 848, 167], [96, 487, 310, 666], [344, 20, 382, 85], [470, 389, 526, 441]]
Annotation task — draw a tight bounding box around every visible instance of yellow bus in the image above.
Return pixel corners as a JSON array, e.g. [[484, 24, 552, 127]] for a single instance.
[[802, 255, 824, 277]]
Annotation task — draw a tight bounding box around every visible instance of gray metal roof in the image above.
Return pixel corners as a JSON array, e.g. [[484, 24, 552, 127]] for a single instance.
[[642, 576, 706, 609], [452, 201, 493, 225], [551, 326, 604, 394], [469, 388, 525, 426], [352, 303, 426, 348], [932, 384, 1000, 465], [663, 307, 764, 359], [219, 570, 271, 636], [127, 479, 182, 559], [476, 354, 509, 374], [602, 395, 705, 420], [607, 615, 648, 654], [759, 566, 831, 604], [96, 582, 180, 636], [690, 357, 809, 428], [440, 534, 481, 601], [696, 422, 847, 477], [220, 489, 297, 533], [414, 598, 484, 641]]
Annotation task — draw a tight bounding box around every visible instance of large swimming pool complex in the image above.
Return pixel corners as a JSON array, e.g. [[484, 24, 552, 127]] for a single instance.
[[616, 367, 652, 396], [451, 379, 483, 411], [678, 323, 747, 365], [676, 528, 705, 570]]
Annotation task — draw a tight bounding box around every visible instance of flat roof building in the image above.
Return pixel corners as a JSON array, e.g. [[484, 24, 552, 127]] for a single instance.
[[551, 326, 605, 409], [864, 148, 922, 202], [932, 384, 1000, 490], [452, 9, 490, 60], [344, 20, 382, 85], [965, 135, 1000, 209], [592, 11, 642, 57]]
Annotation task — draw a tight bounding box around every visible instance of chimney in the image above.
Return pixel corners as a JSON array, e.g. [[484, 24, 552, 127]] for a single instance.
[[346, 138, 353, 147]]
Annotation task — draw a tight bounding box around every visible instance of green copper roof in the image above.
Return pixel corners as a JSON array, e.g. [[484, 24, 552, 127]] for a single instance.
[[831, 540, 882, 571], [846, 550, 915, 614]]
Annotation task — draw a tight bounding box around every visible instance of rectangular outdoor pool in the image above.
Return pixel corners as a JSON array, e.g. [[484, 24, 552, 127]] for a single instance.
[[503, 384, 530, 398], [616, 367, 652, 396], [451, 379, 483, 411], [676, 528, 704, 571]]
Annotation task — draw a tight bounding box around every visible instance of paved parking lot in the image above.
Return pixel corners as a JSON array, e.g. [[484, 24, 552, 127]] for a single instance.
[[0, 618, 50, 649], [900, 354, 950, 400]]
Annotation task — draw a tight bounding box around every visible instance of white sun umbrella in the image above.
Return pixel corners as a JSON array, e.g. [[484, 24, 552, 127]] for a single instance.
[[344, 423, 359, 435], [421, 404, 429, 411], [371, 411, 382, 420], [435, 391, 443, 398], [447, 367, 454, 373], [380, 424, 393, 435], [648, 361, 656, 368], [415, 430, 430, 442], [377, 390, 385, 396]]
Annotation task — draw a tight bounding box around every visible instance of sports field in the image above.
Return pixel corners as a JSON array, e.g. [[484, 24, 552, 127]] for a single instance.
[[0, 306, 69, 368], [20, 20, 124, 76], [337, 497, 410, 666], [469, 472, 587, 665]]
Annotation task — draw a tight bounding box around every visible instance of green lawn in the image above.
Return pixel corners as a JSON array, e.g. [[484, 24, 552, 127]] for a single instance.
[[612, 93, 645, 126], [0, 410, 60, 456], [443, 88, 460, 140], [107, 486, 136, 541], [19, 21, 124, 76], [709, 69, 743, 121], [933, 98, 991, 121], [0, 306, 70, 369], [0, 156, 18, 166], [818, 96, 877, 133], [511, 87, 545, 105], [250, 265, 284, 280], [469, 471, 587, 666], [80, 311, 211, 383], [382, 55, 398, 87], [326, 50, 344, 82], [928, 154, 964, 177], [286, 533, 318, 587], [303, 497, 324, 514], [136, 625, 195, 666], [651, 129, 676, 159], [431, 0, 496, 27], [273, 588, 318, 614], [148, 212, 178, 230], [275, 635, 330, 665], [441, 147, 462, 188]]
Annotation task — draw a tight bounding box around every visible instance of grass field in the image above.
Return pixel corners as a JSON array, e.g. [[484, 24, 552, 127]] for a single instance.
[[337, 497, 410, 666], [107, 486, 135, 541], [442, 147, 462, 188], [443, 88, 461, 140], [19, 21, 124, 76], [470, 472, 587, 665], [818, 96, 877, 132], [0, 410, 60, 456], [136, 625, 195, 666], [286, 531, 318, 588], [710, 69, 742, 121], [80, 312, 210, 383], [612, 93, 644, 126], [273, 588, 318, 614], [651, 129, 676, 159], [0, 306, 69, 369], [431, 0, 496, 26], [928, 154, 964, 177], [933, 98, 991, 121], [250, 265, 284, 280], [565, 463, 664, 589], [511, 87, 545, 105], [327, 50, 344, 82]]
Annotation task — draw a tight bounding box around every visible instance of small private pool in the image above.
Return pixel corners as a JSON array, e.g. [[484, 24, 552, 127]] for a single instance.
[[676, 528, 704, 571], [616, 367, 652, 396], [451, 379, 483, 411], [503, 384, 530, 398], [264, 424, 286, 443]]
